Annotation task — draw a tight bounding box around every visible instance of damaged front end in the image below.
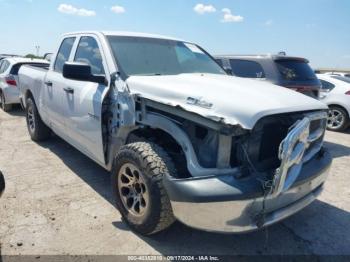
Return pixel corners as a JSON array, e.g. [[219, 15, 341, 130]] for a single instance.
[[158, 108, 331, 233], [104, 79, 331, 232]]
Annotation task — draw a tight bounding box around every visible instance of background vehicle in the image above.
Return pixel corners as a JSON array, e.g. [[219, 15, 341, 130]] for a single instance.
[[0, 54, 18, 61], [317, 74, 350, 131], [0, 171, 4, 197], [43, 53, 53, 62], [324, 72, 350, 78], [215, 54, 321, 98], [19, 31, 331, 235], [0, 57, 49, 111]]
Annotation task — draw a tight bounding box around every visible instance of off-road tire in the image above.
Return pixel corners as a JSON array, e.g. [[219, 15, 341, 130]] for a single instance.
[[26, 97, 51, 141], [327, 106, 349, 132], [0, 92, 12, 112], [0, 171, 5, 197], [111, 142, 176, 235]]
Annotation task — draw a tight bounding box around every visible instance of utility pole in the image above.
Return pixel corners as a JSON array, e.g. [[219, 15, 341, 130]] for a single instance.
[[35, 45, 40, 57]]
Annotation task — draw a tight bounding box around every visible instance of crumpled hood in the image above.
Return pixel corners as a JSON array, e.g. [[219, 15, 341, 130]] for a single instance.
[[126, 73, 328, 129]]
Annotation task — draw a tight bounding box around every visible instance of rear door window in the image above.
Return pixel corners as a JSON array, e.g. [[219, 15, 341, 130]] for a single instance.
[[54, 37, 76, 73], [275, 60, 317, 81], [229, 59, 265, 78], [320, 80, 335, 90]]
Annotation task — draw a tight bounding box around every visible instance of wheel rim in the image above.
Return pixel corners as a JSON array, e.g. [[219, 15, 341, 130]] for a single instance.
[[27, 105, 36, 132], [117, 163, 149, 217], [328, 109, 345, 129]]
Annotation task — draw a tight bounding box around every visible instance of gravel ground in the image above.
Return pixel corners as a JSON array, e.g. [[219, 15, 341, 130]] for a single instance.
[[0, 106, 349, 256]]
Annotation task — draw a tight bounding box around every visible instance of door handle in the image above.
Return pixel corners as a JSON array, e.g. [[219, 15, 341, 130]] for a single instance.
[[63, 87, 74, 94], [45, 81, 53, 87]]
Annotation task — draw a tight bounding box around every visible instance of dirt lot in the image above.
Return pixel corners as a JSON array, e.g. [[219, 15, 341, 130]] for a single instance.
[[0, 107, 349, 256]]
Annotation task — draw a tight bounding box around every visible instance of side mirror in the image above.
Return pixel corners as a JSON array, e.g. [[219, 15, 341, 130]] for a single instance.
[[63, 62, 107, 85], [0, 171, 5, 197]]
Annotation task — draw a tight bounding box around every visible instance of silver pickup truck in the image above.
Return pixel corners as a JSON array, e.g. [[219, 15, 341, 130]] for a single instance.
[[19, 31, 332, 235]]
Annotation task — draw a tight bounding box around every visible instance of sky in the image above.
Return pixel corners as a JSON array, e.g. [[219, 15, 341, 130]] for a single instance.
[[0, 0, 349, 69]]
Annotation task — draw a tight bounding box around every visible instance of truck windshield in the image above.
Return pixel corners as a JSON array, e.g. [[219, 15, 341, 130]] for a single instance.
[[107, 36, 225, 76]]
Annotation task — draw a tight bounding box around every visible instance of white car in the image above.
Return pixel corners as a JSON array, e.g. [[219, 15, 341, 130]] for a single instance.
[[0, 57, 49, 111], [317, 74, 350, 131], [324, 72, 350, 78]]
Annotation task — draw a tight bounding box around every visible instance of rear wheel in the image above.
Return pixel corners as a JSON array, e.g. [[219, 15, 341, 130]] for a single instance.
[[26, 97, 51, 141], [0, 92, 12, 112], [111, 142, 176, 235], [327, 106, 349, 132]]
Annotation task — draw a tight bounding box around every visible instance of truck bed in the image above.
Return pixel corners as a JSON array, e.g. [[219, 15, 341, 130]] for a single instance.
[[23, 63, 49, 71], [18, 64, 49, 107]]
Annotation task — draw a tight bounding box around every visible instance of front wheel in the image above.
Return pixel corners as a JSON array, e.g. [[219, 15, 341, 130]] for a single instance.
[[327, 106, 349, 132], [26, 97, 51, 141], [111, 142, 176, 235]]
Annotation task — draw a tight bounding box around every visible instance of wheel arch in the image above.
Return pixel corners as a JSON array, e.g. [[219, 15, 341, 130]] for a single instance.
[[23, 89, 34, 109], [328, 104, 350, 119], [0, 88, 6, 103], [106, 124, 191, 178], [125, 126, 191, 178], [107, 113, 237, 178]]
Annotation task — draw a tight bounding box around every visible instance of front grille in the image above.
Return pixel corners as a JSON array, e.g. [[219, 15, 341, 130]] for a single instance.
[[236, 111, 327, 173], [272, 111, 327, 195]]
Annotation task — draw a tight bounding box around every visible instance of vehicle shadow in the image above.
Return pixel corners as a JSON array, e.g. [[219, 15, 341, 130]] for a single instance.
[[111, 200, 350, 256], [3, 105, 25, 117], [37, 135, 350, 255], [324, 141, 350, 158], [115, 200, 350, 255], [38, 135, 113, 205]]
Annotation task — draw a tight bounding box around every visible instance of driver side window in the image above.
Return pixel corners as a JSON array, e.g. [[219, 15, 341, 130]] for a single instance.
[[74, 36, 105, 75]]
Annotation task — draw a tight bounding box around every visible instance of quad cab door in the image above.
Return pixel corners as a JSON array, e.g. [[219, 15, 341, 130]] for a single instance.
[[60, 35, 110, 165], [44, 37, 76, 137]]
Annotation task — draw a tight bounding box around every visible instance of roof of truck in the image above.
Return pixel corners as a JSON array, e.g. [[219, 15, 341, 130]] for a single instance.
[[64, 31, 184, 42]]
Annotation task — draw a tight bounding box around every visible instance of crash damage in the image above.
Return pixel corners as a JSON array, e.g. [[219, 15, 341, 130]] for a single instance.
[[96, 69, 333, 233]]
